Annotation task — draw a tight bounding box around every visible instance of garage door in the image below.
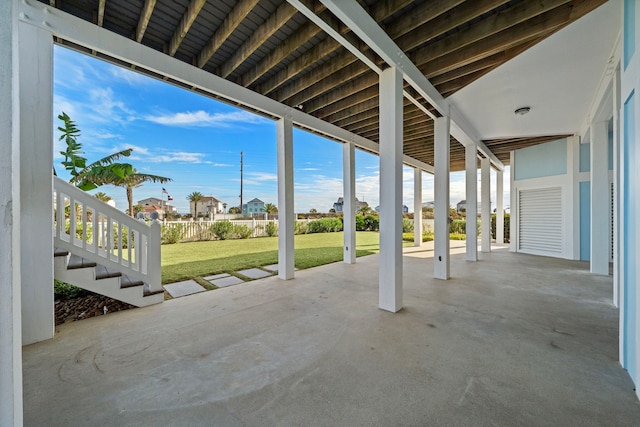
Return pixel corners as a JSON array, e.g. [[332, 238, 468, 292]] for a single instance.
[[518, 187, 563, 255]]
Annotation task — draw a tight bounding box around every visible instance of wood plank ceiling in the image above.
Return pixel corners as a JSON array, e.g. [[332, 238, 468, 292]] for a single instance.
[[44, 0, 608, 171]]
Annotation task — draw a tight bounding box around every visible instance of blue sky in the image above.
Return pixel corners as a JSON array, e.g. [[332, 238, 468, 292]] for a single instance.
[[54, 45, 509, 214]]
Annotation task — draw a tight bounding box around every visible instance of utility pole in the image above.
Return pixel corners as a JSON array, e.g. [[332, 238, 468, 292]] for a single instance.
[[239, 151, 243, 213]]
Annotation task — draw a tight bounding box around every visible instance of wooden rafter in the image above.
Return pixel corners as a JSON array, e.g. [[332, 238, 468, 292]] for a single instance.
[[196, 0, 260, 69], [97, 0, 106, 27], [168, 0, 207, 56], [135, 0, 157, 43], [218, 2, 298, 78]]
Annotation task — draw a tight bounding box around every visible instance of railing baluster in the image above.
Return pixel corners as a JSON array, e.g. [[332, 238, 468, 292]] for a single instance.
[[81, 202, 88, 251]]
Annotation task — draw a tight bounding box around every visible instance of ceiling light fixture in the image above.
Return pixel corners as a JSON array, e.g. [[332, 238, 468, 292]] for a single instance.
[[514, 107, 531, 116]]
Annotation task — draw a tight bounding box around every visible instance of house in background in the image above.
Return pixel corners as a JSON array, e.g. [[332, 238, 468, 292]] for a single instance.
[[333, 197, 368, 213], [374, 205, 408, 213], [138, 197, 177, 216], [191, 196, 223, 218], [243, 198, 265, 215]]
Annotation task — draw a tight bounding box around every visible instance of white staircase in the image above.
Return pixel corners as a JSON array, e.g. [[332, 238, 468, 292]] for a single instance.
[[53, 177, 164, 307]]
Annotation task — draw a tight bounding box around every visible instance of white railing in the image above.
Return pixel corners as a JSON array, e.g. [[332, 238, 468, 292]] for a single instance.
[[53, 177, 162, 293]]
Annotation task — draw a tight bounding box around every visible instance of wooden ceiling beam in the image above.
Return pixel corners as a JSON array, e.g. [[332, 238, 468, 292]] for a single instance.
[[259, 0, 408, 97], [135, 0, 157, 43], [300, 71, 377, 112], [315, 85, 378, 119], [283, 61, 373, 107], [411, 0, 572, 67], [219, 2, 298, 78], [97, 0, 106, 27], [394, 0, 509, 53], [419, 6, 572, 80], [196, 0, 259, 68], [428, 53, 504, 87], [272, 0, 448, 104], [241, 9, 328, 87], [168, 0, 206, 56], [322, 96, 379, 124]]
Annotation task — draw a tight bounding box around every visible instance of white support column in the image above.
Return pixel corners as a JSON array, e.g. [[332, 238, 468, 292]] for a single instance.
[[481, 157, 491, 253], [509, 151, 516, 252], [343, 142, 356, 264], [496, 169, 504, 245], [378, 66, 403, 312], [19, 22, 54, 345], [277, 117, 295, 280], [414, 168, 423, 247], [434, 116, 451, 280], [590, 121, 610, 275], [0, 2, 23, 424], [465, 144, 478, 261], [613, 65, 621, 307]]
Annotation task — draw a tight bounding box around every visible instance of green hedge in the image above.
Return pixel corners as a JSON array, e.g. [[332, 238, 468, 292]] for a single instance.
[[491, 213, 510, 242]]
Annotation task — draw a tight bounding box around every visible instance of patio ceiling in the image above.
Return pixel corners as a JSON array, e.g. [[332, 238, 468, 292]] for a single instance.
[[43, 0, 608, 171]]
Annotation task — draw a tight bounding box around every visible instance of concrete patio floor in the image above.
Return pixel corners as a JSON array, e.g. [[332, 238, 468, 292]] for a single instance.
[[23, 245, 640, 426]]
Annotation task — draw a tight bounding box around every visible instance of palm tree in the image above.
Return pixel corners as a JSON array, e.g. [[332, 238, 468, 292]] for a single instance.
[[59, 112, 133, 191], [114, 170, 172, 217], [264, 203, 278, 213], [94, 192, 112, 202], [358, 205, 372, 215], [187, 191, 204, 218]]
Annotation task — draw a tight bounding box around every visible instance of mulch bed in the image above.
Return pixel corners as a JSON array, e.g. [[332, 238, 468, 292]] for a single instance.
[[55, 292, 136, 326]]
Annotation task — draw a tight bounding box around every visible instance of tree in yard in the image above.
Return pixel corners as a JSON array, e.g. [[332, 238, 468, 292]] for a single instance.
[[358, 205, 372, 215], [228, 206, 241, 214], [58, 112, 134, 191], [264, 203, 278, 213], [113, 170, 171, 217], [94, 192, 112, 202], [187, 191, 204, 218], [309, 208, 317, 214]]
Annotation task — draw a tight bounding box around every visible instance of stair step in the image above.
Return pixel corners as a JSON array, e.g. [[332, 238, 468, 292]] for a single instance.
[[54, 248, 69, 257], [94, 264, 122, 280], [143, 283, 165, 297], [120, 274, 144, 289], [67, 254, 97, 270]]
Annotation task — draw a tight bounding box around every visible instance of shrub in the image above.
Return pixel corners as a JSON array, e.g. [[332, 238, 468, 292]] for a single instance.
[[307, 217, 343, 233], [402, 218, 414, 233], [210, 221, 234, 240], [363, 215, 379, 231], [449, 219, 466, 234], [355, 215, 366, 231], [265, 221, 278, 237], [491, 213, 510, 242], [233, 224, 253, 239], [450, 233, 467, 240], [161, 223, 184, 244], [402, 232, 435, 242], [54, 280, 88, 300], [294, 220, 307, 235]]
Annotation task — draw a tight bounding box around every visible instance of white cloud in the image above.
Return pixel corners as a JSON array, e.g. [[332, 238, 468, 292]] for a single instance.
[[298, 167, 320, 171], [144, 110, 268, 127]]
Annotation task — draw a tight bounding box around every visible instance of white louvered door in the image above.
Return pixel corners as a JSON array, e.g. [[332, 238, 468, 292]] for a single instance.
[[518, 187, 563, 255]]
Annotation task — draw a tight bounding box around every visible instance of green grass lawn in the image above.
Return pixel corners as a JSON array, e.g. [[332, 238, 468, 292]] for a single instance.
[[161, 231, 396, 283]]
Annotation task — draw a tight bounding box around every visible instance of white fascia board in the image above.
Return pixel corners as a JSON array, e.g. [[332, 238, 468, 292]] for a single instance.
[[319, 0, 504, 171], [18, 0, 432, 171]]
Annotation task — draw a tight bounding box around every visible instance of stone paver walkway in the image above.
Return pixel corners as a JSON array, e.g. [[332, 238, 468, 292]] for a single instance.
[[237, 268, 273, 279], [164, 280, 205, 298], [208, 275, 245, 288]]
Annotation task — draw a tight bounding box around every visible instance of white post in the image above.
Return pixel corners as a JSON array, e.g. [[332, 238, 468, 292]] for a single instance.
[[465, 144, 478, 261], [19, 22, 54, 345], [277, 117, 295, 280], [414, 168, 423, 246], [343, 142, 356, 264], [378, 66, 403, 312], [496, 169, 504, 245], [613, 65, 621, 307], [0, 2, 23, 424], [590, 121, 609, 275], [481, 157, 491, 253], [509, 151, 516, 252], [434, 115, 451, 279], [148, 220, 162, 293]]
